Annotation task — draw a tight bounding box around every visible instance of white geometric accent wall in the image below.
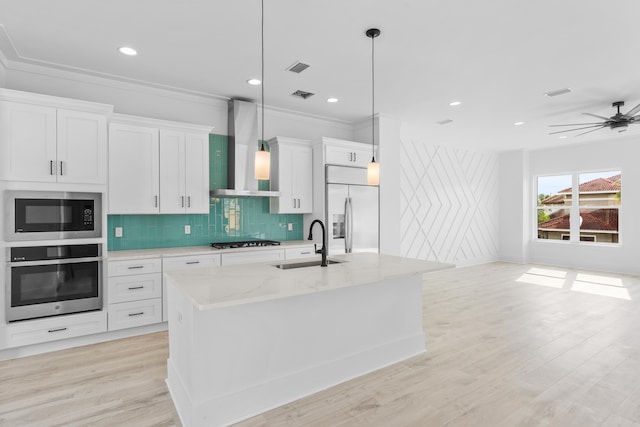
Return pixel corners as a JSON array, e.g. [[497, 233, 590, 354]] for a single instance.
[[400, 138, 500, 266]]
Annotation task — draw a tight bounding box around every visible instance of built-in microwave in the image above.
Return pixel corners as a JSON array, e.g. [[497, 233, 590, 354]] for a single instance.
[[4, 190, 102, 241]]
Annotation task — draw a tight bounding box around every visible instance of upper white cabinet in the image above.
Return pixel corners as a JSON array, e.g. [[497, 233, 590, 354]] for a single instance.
[[321, 137, 375, 168], [159, 130, 209, 214], [108, 114, 212, 215], [108, 123, 160, 214], [0, 89, 111, 184], [269, 137, 313, 214]]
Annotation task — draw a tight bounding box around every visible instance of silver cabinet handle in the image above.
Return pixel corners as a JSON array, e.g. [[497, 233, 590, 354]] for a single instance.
[[155, 195, 158, 207], [128, 265, 144, 270], [187, 196, 191, 208], [298, 198, 301, 208], [300, 251, 311, 255], [181, 196, 185, 207], [128, 312, 144, 317], [50, 160, 55, 175], [48, 327, 67, 333], [353, 152, 357, 162], [349, 152, 353, 162], [186, 261, 200, 265], [128, 286, 144, 290], [59, 161, 64, 175], [293, 198, 296, 209]]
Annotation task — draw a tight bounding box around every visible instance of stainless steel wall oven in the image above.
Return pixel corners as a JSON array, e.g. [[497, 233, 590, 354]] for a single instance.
[[6, 244, 103, 322], [4, 190, 102, 241]]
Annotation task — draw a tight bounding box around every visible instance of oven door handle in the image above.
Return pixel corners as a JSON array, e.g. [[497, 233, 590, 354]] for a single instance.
[[7, 257, 103, 267]]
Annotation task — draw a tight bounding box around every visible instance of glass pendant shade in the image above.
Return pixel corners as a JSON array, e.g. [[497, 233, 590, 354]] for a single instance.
[[255, 146, 270, 180], [367, 159, 380, 185]]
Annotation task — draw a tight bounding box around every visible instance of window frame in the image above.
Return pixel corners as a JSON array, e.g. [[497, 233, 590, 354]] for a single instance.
[[534, 170, 621, 245]]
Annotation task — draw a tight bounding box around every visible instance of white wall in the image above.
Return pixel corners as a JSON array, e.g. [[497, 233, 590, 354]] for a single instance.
[[0, 56, 6, 87], [523, 136, 640, 274], [398, 130, 500, 266], [498, 150, 531, 263]]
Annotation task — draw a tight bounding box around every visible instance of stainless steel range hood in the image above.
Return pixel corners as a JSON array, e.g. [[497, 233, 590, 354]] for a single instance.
[[210, 99, 280, 197]]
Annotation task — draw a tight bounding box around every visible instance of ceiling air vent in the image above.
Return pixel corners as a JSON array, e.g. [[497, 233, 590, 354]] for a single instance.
[[437, 119, 453, 125], [291, 90, 315, 100], [544, 88, 572, 97], [287, 61, 310, 73]]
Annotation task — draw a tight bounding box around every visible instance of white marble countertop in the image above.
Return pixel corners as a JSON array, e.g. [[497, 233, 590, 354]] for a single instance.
[[164, 252, 454, 310], [107, 240, 315, 260]]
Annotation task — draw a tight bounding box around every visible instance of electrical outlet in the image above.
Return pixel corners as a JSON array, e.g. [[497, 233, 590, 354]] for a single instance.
[[184, 225, 191, 235], [115, 227, 123, 237], [288, 223, 293, 231]]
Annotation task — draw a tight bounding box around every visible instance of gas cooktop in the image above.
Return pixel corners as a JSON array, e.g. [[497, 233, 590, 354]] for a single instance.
[[210, 240, 281, 249]]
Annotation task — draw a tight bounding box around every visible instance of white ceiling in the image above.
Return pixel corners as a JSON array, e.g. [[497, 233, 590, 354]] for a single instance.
[[1, 0, 640, 151]]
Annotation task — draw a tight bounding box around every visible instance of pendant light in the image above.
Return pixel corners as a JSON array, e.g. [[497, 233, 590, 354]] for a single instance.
[[366, 28, 380, 186], [254, 0, 270, 180]]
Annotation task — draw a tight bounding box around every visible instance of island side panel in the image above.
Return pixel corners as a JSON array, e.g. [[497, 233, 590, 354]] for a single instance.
[[167, 274, 425, 427]]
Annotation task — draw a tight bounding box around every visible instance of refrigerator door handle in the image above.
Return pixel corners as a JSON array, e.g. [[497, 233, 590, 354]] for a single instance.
[[345, 197, 353, 253]]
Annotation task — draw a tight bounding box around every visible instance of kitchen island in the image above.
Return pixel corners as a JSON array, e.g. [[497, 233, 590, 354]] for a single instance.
[[164, 252, 453, 427]]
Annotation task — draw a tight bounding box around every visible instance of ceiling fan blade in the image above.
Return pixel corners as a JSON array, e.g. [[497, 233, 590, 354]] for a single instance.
[[582, 112, 611, 121], [549, 122, 604, 127], [575, 126, 607, 137], [549, 125, 605, 135], [625, 103, 640, 117]]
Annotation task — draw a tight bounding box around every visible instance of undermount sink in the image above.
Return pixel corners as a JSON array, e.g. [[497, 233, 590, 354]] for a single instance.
[[273, 259, 344, 270]]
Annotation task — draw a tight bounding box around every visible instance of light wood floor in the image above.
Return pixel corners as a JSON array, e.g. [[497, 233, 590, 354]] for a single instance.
[[2, 262, 640, 427]]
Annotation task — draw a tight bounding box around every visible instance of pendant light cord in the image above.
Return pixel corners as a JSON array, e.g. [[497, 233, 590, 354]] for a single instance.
[[260, 0, 265, 151], [371, 31, 376, 162]]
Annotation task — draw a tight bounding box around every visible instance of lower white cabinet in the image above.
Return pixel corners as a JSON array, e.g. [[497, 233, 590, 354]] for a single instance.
[[285, 245, 318, 260], [221, 249, 284, 266], [162, 254, 221, 321], [108, 299, 162, 331], [107, 258, 163, 331], [1, 311, 107, 349]]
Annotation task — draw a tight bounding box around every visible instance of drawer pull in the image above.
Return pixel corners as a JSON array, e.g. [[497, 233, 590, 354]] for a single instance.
[[300, 251, 311, 254], [186, 261, 200, 265], [127, 266, 144, 270], [128, 312, 144, 317], [128, 286, 144, 290], [48, 327, 67, 333]]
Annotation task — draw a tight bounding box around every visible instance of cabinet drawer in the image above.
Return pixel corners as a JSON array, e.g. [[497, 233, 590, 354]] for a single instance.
[[2, 311, 107, 348], [221, 249, 284, 266], [285, 246, 318, 260], [108, 298, 162, 331], [108, 258, 162, 277], [108, 273, 162, 304], [162, 254, 221, 271]]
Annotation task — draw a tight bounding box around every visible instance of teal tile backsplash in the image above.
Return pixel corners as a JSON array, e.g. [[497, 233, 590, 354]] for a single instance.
[[107, 134, 304, 251]]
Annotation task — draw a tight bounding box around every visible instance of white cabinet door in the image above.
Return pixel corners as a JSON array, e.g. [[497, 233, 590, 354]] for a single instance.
[[57, 109, 108, 184], [108, 123, 160, 214], [185, 132, 210, 214], [294, 148, 313, 212], [0, 101, 57, 182], [159, 130, 186, 214], [269, 137, 312, 214]]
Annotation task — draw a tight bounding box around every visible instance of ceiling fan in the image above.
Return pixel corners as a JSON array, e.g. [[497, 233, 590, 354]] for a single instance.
[[549, 101, 640, 136]]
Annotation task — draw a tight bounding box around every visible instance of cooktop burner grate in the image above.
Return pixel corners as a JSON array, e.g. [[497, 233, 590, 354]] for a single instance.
[[210, 240, 281, 249]]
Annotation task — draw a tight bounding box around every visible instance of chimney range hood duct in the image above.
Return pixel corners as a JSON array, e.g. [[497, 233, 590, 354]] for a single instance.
[[210, 100, 280, 197]]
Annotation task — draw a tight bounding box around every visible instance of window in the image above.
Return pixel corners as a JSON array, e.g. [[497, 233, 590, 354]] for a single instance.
[[536, 171, 620, 244]]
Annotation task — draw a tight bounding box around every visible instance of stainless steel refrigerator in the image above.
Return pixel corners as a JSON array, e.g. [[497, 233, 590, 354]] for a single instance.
[[325, 165, 379, 255]]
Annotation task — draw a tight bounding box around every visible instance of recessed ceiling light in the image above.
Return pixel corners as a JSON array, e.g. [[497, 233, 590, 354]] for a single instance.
[[514, 121, 525, 126], [449, 101, 461, 106], [118, 46, 137, 56], [247, 78, 261, 85], [327, 98, 339, 103], [559, 135, 568, 139]]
